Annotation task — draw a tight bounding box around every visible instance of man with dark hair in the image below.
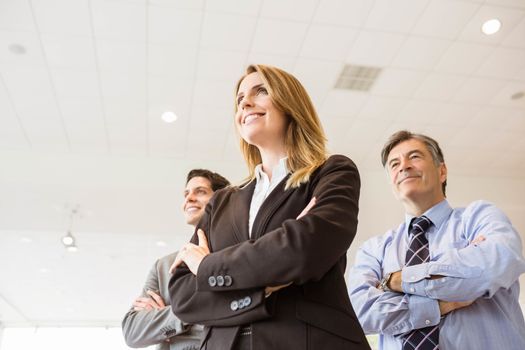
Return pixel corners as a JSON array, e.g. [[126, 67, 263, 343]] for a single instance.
[[348, 130, 525, 349], [123, 169, 230, 350]]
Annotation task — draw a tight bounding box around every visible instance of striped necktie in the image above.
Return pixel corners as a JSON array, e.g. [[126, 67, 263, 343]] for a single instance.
[[402, 216, 439, 350]]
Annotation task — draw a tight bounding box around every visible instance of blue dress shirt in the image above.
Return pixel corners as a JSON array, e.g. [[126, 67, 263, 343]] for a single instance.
[[348, 200, 525, 349]]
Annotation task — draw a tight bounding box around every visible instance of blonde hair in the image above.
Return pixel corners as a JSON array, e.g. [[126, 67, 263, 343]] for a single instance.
[[235, 64, 328, 189]]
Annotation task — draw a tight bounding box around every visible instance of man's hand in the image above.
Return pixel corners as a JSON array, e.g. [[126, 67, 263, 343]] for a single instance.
[[132, 290, 166, 311], [170, 229, 210, 275], [439, 300, 474, 315]]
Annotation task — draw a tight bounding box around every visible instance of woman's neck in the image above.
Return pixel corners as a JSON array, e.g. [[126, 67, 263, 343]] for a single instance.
[[258, 147, 287, 181]]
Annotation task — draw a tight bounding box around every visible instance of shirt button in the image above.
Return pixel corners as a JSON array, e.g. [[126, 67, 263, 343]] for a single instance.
[[441, 278, 446, 283], [230, 300, 239, 311], [410, 288, 415, 293], [425, 320, 430, 325], [208, 276, 217, 287], [410, 276, 416, 281]]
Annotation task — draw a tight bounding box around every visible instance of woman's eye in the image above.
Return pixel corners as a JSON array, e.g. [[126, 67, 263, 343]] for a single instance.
[[257, 87, 267, 95]]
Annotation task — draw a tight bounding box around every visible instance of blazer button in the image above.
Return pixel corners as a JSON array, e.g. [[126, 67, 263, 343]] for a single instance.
[[208, 276, 217, 287], [230, 300, 239, 311], [224, 275, 233, 286], [243, 296, 251, 307], [216, 275, 225, 287], [238, 298, 245, 309]]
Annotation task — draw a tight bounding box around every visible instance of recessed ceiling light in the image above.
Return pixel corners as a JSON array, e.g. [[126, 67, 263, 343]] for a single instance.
[[39, 268, 50, 273], [156, 240, 167, 247], [481, 19, 501, 35], [511, 91, 524, 100], [161, 111, 178, 123], [8, 43, 27, 55]]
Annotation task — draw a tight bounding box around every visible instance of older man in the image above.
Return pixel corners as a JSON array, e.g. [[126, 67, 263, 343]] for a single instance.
[[349, 130, 525, 349]]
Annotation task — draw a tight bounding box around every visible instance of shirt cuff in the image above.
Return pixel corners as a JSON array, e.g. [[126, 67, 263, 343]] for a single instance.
[[407, 295, 440, 330], [402, 264, 431, 296]]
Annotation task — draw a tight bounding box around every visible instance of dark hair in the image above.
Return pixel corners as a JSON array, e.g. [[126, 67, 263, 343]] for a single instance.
[[381, 130, 446, 196], [186, 169, 230, 192]]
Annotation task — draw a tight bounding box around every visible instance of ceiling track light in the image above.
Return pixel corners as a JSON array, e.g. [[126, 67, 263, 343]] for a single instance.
[[62, 207, 80, 252]]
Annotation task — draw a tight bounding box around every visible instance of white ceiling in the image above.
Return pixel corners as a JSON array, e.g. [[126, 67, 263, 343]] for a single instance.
[[0, 0, 524, 328]]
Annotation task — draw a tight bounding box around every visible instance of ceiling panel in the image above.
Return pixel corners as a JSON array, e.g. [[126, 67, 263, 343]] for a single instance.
[[0, 0, 36, 32], [261, 0, 318, 22], [1, 66, 58, 116], [503, 17, 525, 48], [51, 69, 99, 98], [346, 30, 406, 66], [151, 0, 204, 10], [364, 0, 429, 33], [357, 96, 407, 122], [96, 39, 145, 74], [0, 80, 29, 150], [475, 46, 525, 79], [391, 35, 451, 70], [148, 6, 202, 46], [148, 43, 198, 78], [300, 24, 358, 61], [320, 90, 368, 118], [251, 18, 309, 56], [371, 68, 427, 97], [451, 76, 507, 104], [91, 0, 146, 41], [411, 0, 481, 39], [41, 34, 96, 70], [434, 42, 493, 75], [413, 73, 466, 100], [196, 49, 246, 81], [246, 52, 296, 71], [314, 0, 374, 27], [200, 12, 256, 51], [205, 0, 260, 16], [99, 70, 146, 99], [32, 0, 92, 36], [58, 96, 108, 153]]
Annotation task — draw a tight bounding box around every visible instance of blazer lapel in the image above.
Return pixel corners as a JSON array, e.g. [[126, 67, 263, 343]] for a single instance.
[[251, 174, 294, 239], [231, 180, 256, 243]]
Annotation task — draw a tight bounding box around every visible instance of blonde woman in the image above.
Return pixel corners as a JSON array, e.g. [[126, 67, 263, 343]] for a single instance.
[[169, 65, 370, 350]]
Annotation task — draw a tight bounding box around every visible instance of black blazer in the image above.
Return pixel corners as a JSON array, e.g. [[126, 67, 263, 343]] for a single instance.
[[169, 155, 370, 350]]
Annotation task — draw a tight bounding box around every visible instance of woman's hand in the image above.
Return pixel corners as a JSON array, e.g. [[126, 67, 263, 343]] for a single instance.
[[170, 229, 210, 275]]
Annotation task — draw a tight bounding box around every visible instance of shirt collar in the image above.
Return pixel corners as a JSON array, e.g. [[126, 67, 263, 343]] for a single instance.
[[404, 199, 452, 234], [254, 157, 289, 183]]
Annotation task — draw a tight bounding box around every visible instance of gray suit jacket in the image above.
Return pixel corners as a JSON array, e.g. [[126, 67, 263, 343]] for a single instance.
[[122, 252, 203, 350]]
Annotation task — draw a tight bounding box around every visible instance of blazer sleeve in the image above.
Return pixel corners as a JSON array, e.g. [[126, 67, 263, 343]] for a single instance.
[[169, 155, 360, 325], [122, 260, 191, 347]]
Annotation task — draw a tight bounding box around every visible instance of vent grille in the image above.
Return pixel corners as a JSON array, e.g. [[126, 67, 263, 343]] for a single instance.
[[335, 64, 382, 91]]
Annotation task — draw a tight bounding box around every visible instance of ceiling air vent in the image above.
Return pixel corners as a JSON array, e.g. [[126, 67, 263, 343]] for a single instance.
[[335, 64, 382, 92]]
